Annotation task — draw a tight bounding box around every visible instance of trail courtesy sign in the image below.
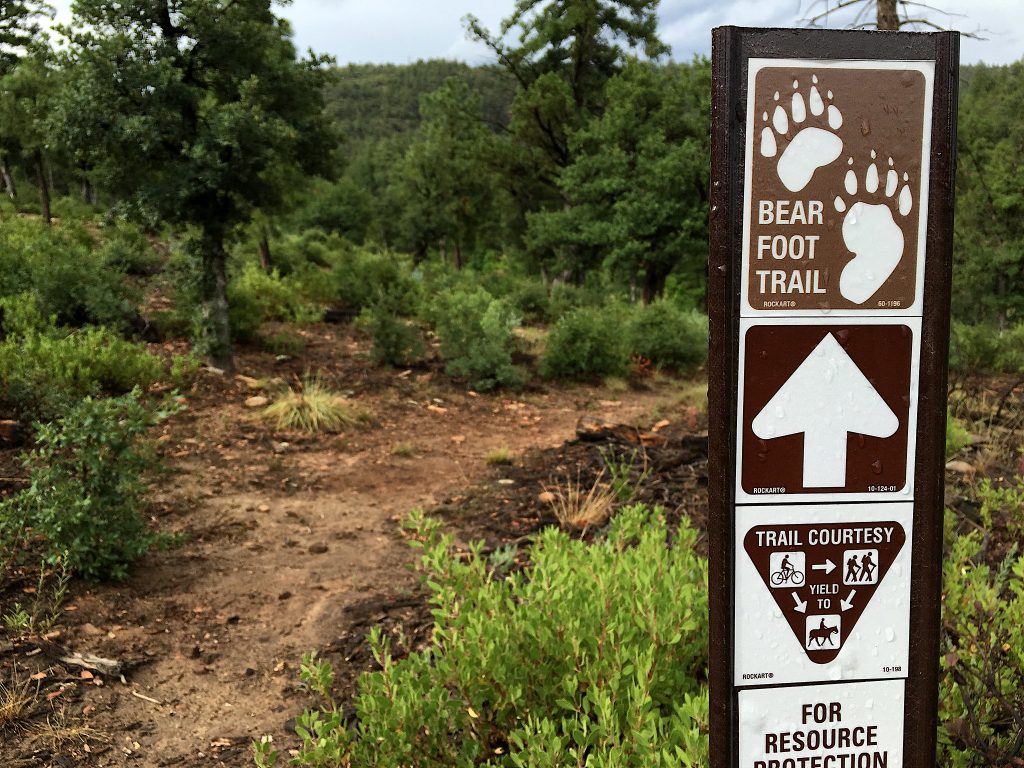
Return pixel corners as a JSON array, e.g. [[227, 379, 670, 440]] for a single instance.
[[708, 28, 958, 768]]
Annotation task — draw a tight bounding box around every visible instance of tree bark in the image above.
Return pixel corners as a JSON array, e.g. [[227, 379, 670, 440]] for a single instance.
[[258, 232, 272, 272], [0, 158, 15, 200], [876, 0, 899, 30], [197, 228, 234, 371], [34, 150, 51, 226], [641, 265, 669, 305]]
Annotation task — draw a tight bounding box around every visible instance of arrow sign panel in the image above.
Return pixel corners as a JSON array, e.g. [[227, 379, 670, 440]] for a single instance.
[[739, 320, 917, 500], [752, 334, 898, 487], [743, 521, 906, 664]]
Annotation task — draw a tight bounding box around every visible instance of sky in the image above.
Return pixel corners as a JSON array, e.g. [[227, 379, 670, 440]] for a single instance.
[[46, 1, 1023, 66]]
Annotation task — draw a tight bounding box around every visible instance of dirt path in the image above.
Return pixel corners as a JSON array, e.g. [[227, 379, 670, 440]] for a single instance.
[[4, 325, 684, 766]]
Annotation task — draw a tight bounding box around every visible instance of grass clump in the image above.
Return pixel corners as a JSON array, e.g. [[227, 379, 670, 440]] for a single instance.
[[262, 377, 367, 434], [0, 670, 39, 731], [543, 471, 618, 530], [255, 505, 709, 767], [485, 446, 514, 465]]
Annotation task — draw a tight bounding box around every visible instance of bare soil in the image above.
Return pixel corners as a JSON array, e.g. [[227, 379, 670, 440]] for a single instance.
[[0, 323, 701, 767]]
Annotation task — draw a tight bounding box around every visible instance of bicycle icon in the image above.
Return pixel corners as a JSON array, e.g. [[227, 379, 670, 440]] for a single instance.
[[768, 551, 805, 588], [771, 565, 805, 586]]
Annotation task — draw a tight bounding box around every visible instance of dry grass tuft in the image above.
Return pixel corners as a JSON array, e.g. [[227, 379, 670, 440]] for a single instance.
[[0, 670, 39, 730], [262, 378, 369, 434], [543, 471, 617, 530], [37, 705, 107, 749], [485, 446, 514, 466]]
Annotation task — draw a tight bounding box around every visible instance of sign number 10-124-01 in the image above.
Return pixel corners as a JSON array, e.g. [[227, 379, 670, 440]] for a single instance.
[[708, 26, 959, 768]]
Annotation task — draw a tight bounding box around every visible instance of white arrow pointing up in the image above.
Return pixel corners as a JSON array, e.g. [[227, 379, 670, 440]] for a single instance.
[[752, 333, 899, 488]]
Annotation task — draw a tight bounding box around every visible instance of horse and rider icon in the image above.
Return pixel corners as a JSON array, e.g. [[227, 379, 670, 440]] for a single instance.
[[806, 615, 841, 650], [843, 549, 878, 585]]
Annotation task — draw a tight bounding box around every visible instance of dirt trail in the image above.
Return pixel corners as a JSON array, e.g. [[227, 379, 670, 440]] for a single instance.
[[5, 325, 682, 767]]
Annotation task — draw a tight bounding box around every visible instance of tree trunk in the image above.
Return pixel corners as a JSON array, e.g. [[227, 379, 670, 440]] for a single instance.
[[0, 158, 15, 200], [454, 240, 464, 270], [81, 179, 95, 206], [258, 231, 272, 272], [34, 150, 51, 226], [197, 228, 234, 371], [641, 265, 669, 305], [876, 0, 899, 30]]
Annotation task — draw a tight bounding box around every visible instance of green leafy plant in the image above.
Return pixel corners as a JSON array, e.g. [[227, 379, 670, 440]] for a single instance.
[[2, 553, 72, 634], [357, 297, 425, 368], [628, 302, 708, 375], [432, 287, 525, 391], [939, 519, 1024, 767], [0, 390, 178, 580], [261, 331, 307, 358], [228, 263, 324, 343], [599, 446, 652, 503], [540, 305, 631, 381], [260, 505, 709, 767]]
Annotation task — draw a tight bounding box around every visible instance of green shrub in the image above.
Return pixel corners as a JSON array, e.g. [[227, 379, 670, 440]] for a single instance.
[[228, 263, 323, 343], [948, 322, 1024, 375], [0, 219, 137, 329], [97, 222, 162, 275], [945, 409, 972, 459], [540, 305, 631, 381], [628, 302, 708, 375], [331, 248, 419, 313], [938, 519, 1024, 767], [357, 298, 424, 368], [0, 390, 177, 580], [0, 302, 166, 421], [432, 287, 525, 391], [261, 331, 306, 358], [256, 505, 709, 767]]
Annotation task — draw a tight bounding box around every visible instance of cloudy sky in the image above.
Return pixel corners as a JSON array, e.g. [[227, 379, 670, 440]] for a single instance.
[[47, 1, 1022, 66]]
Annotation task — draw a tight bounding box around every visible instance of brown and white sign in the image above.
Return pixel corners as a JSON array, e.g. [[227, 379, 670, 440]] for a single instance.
[[741, 60, 934, 316], [734, 504, 913, 686], [735, 316, 920, 504]]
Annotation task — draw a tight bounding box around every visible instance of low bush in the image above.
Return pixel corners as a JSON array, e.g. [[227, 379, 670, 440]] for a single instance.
[[0, 390, 177, 580], [628, 302, 708, 375], [0, 298, 166, 421], [228, 263, 323, 343], [949, 322, 1024, 376], [331, 248, 420, 313], [255, 505, 709, 767], [261, 331, 306, 358], [432, 287, 525, 391], [357, 296, 424, 368], [939, 518, 1024, 767], [0, 219, 137, 329], [540, 305, 631, 381], [97, 222, 163, 276]]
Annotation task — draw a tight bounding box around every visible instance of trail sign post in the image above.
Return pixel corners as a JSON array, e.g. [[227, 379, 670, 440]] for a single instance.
[[708, 28, 958, 768]]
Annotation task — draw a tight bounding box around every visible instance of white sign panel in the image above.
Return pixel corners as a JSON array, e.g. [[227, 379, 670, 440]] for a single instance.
[[734, 503, 912, 686], [738, 680, 905, 768]]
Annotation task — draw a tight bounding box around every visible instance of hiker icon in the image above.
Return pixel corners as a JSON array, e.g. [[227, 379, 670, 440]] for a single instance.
[[843, 549, 879, 585], [769, 551, 805, 587], [805, 614, 841, 650]]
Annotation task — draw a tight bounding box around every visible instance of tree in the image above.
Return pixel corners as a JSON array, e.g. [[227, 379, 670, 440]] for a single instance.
[[53, 0, 336, 368], [389, 79, 506, 266], [528, 59, 710, 302], [466, 0, 667, 239], [0, 0, 53, 200], [0, 42, 58, 222], [805, 0, 979, 34]]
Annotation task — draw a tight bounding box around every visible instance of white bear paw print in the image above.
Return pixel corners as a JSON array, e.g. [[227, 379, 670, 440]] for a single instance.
[[834, 151, 914, 305], [759, 74, 844, 193]]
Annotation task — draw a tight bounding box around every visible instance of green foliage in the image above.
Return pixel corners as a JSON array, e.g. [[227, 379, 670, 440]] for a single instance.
[[628, 302, 708, 375], [0, 390, 176, 580], [949, 322, 1024, 375], [55, 0, 338, 365], [432, 287, 525, 391], [261, 331, 306, 358], [262, 505, 708, 767], [540, 305, 631, 381], [939, 519, 1024, 766], [945, 409, 972, 459], [0, 219, 137, 329], [357, 298, 424, 368], [332, 248, 420, 312], [227, 263, 323, 344], [97, 221, 162, 276], [0, 298, 165, 420]]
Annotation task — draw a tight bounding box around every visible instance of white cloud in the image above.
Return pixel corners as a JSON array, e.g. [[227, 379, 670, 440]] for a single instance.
[[44, 0, 1024, 65]]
